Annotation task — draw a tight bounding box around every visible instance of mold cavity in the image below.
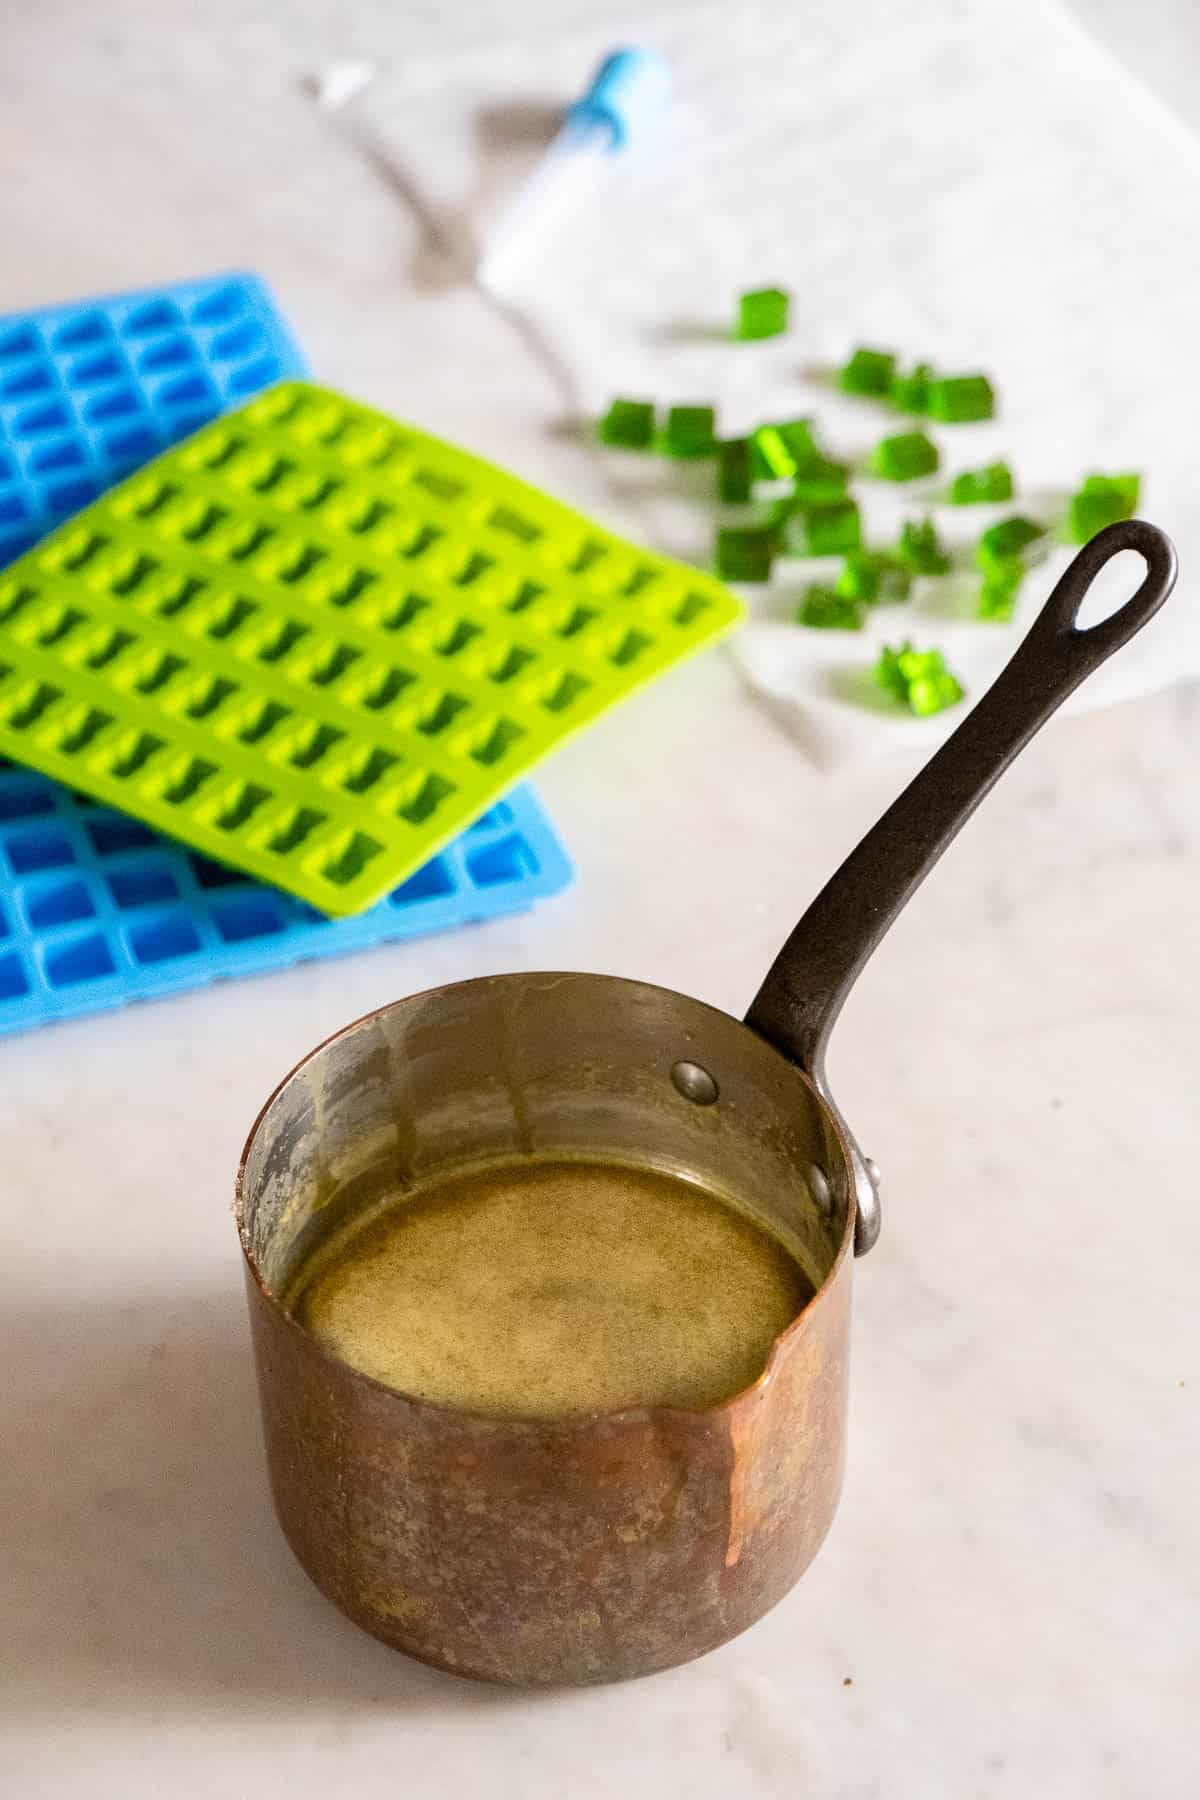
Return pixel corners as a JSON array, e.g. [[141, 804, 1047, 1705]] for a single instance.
[[237, 700, 290, 745], [418, 693, 467, 736], [58, 706, 113, 755], [133, 654, 186, 697], [412, 467, 465, 501], [87, 815, 156, 855], [542, 672, 590, 713], [184, 676, 237, 721], [269, 807, 325, 856], [380, 593, 428, 631], [44, 931, 116, 985], [610, 629, 651, 666], [470, 718, 524, 766], [327, 568, 376, 608], [0, 951, 29, 999], [361, 667, 413, 712], [124, 300, 180, 336], [206, 596, 257, 640], [308, 643, 360, 687], [26, 878, 95, 927], [398, 772, 455, 825], [53, 314, 107, 350], [190, 854, 244, 890], [7, 825, 75, 872], [213, 894, 287, 942], [108, 731, 166, 779], [128, 912, 202, 963], [108, 865, 179, 908], [342, 747, 398, 794], [162, 758, 218, 806], [488, 505, 539, 543], [257, 620, 308, 663], [289, 723, 344, 769], [214, 783, 271, 833], [321, 831, 383, 887], [391, 857, 454, 903], [467, 835, 536, 887]]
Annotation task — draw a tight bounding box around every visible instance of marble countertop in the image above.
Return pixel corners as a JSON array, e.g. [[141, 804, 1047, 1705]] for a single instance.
[[3, 3, 1197, 1795]]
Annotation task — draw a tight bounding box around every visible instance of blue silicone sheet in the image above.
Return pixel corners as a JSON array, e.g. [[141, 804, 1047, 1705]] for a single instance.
[[0, 271, 306, 569], [0, 761, 572, 1035]]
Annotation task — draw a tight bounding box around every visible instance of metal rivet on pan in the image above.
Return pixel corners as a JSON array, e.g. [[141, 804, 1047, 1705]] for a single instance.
[[671, 1060, 719, 1105], [808, 1163, 832, 1214]]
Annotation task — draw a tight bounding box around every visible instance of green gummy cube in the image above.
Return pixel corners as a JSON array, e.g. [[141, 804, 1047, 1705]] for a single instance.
[[839, 347, 896, 397], [784, 499, 862, 557], [763, 493, 799, 533], [897, 517, 951, 576], [978, 557, 1023, 622], [876, 641, 964, 716], [597, 397, 656, 448], [890, 361, 934, 414], [736, 286, 790, 341], [949, 460, 1015, 505], [976, 515, 1045, 569], [719, 438, 753, 503], [797, 585, 864, 630], [1068, 472, 1141, 543], [716, 526, 774, 582], [751, 418, 818, 479], [927, 374, 995, 423], [791, 455, 851, 506], [836, 551, 912, 605], [664, 404, 718, 459], [871, 431, 940, 481]]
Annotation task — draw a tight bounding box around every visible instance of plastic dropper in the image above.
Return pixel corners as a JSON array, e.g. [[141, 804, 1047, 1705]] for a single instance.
[[477, 47, 671, 291]]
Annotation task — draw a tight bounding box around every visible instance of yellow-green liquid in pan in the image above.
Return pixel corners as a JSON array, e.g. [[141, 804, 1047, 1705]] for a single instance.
[[291, 1158, 813, 1418]]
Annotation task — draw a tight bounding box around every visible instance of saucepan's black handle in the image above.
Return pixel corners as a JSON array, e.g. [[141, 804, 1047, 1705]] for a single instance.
[[745, 519, 1177, 1251]]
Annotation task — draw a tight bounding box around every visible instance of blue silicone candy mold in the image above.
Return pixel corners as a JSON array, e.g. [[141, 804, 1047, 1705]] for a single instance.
[[0, 760, 571, 1035], [0, 271, 306, 569]]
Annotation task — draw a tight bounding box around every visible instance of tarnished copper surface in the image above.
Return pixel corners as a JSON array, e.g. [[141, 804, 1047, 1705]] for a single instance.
[[245, 1245, 851, 1686]]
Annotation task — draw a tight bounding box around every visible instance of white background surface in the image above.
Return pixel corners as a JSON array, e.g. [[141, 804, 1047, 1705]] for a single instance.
[[2, 3, 1198, 1796]]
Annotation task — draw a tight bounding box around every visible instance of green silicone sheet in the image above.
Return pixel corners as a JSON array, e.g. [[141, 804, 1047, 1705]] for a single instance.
[[0, 382, 742, 913]]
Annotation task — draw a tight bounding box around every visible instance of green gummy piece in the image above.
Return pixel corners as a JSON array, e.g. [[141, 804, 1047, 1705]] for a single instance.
[[1068, 472, 1141, 543], [890, 362, 934, 414], [876, 641, 964, 716], [836, 551, 912, 605], [0, 379, 746, 915], [797, 585, 864, 630], [976, 514, 1045, 569], [978, 558, 1023, 622], [736, 286, 790, 341], [597, 398, 655, 449], [752, 418, 818, 479], [839, 347, 896, 397], [716, 526, 774, 582], [907, 669, 966, 716], [871, 431, 940, 481], [664, 404, 718, 458], [784, 499, 862, 557], [718, 438, 753, 503], [949, 460, 1015, 505], [791, 455, 851, 505], [897, 517, 951, 576], [927, 374, 995, 423], [763, 493, 799, 532]]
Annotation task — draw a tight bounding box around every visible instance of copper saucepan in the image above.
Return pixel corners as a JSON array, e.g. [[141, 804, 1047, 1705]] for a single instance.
[[237, 520, 1176, 1686]]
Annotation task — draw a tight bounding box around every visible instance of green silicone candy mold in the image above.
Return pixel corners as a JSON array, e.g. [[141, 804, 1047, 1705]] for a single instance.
[[0, 382, 743, 913]]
